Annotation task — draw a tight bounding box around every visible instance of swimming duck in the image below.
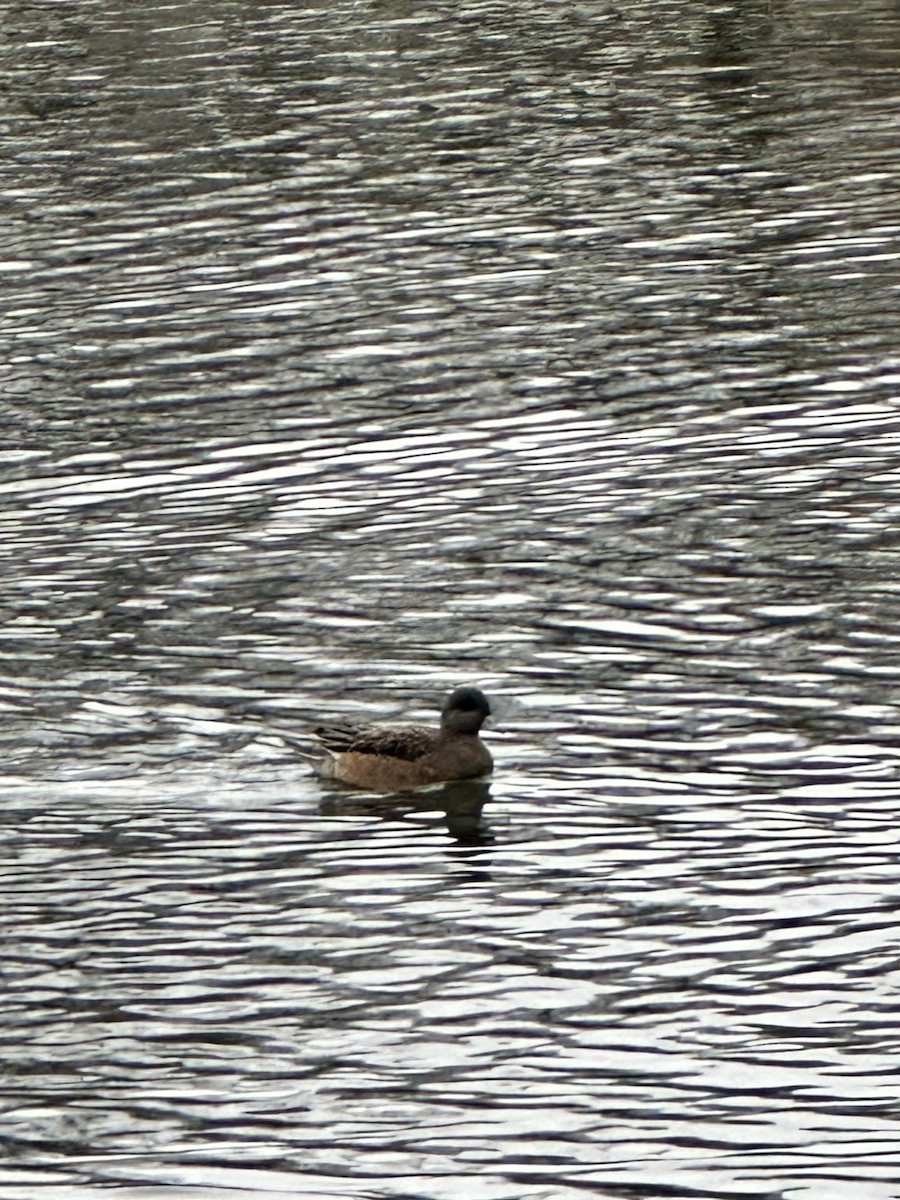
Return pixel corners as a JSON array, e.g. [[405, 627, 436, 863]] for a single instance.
[[315, 686, 493, 792]]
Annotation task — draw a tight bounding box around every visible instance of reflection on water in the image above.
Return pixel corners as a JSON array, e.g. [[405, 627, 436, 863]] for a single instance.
[[320, 778, 495, 845], [3, 0, 900, 1196]]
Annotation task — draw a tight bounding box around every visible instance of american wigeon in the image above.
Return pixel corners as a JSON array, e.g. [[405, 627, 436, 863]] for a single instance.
[[315, 686, 493, 792]]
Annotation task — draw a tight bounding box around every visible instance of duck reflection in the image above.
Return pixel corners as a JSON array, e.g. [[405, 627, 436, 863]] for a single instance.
[[319, 777, 494, 845]]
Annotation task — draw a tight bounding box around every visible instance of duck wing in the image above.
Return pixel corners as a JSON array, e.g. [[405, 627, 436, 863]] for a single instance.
[[315, 722, 436, 762]]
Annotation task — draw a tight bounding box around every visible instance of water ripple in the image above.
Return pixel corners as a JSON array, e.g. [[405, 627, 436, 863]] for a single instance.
[[5, 0, 900, 1196]]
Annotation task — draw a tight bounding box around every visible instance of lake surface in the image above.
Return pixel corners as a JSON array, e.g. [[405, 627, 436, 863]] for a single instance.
[[4, 1, 900, 1197]]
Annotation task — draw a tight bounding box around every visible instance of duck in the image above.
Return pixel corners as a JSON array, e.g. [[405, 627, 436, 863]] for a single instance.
[[315, 686, 493, 792]]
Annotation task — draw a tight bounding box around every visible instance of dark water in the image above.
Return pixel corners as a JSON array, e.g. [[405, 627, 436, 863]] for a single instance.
[[4, 1, 900, 1197]]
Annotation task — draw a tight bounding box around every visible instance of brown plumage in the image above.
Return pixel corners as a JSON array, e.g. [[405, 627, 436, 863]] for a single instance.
[[315, 686, 493, 792]]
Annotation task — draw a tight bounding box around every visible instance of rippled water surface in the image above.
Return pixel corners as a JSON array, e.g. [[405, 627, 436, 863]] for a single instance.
[[4, 0, 900, 1196]]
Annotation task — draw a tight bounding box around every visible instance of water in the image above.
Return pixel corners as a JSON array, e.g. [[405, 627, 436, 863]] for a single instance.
[[3, 0, 900, 1196]]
